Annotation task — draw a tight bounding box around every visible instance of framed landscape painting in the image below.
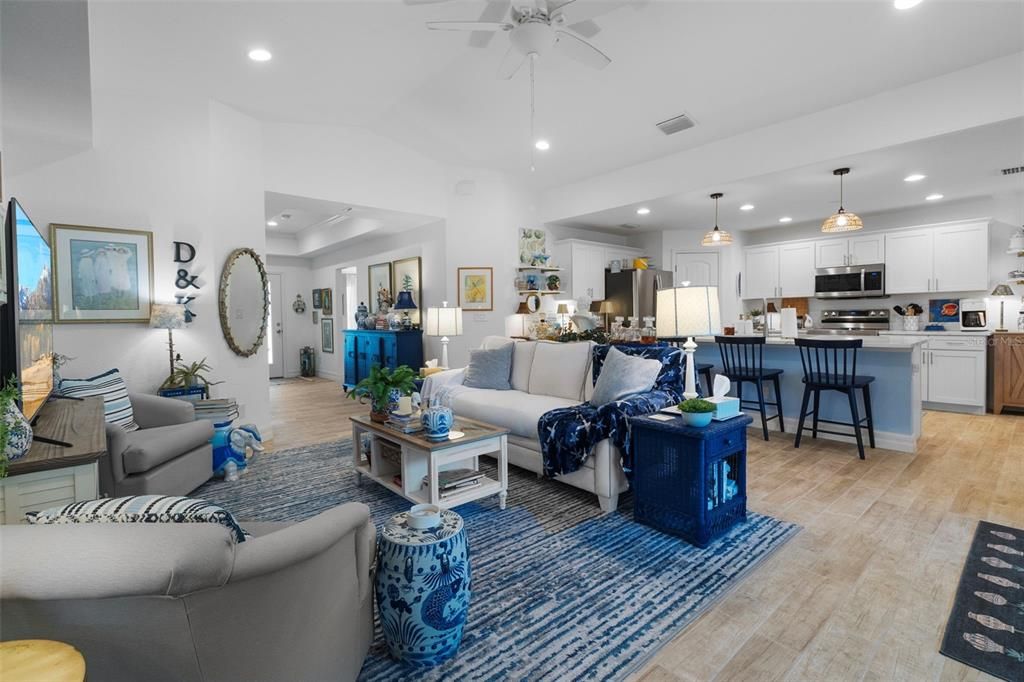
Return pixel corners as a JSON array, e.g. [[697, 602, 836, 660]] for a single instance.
[[51, 224, 154, 323], [321, 317, 334, 353], [368, 262, 392, 314], [312, 288, 322, 309], [321, 287, 333, 316], [458, 266, 493, 311], [392, 256, 422, 325]]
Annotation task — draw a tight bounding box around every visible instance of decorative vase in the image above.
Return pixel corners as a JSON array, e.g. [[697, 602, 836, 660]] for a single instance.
[[681, 411, 713, 428], [376, 508, 471, 668], [421, 403, 453, 441], [370, 406, 390, 423], [355, 301, 369, 328], [2, 401, 33, 461]]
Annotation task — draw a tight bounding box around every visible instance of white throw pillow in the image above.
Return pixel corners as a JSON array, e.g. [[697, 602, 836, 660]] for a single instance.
[[480, 335, 515, 351], [589, 346, 662, 407], [528, 341, 592, 401], [510, 341, 537, 392]]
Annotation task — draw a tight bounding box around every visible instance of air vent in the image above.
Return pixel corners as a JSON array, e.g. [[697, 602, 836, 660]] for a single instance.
[[1001, 165, 1024, 176], [656, 113, 696, 136], [618, 223, 639, 230]]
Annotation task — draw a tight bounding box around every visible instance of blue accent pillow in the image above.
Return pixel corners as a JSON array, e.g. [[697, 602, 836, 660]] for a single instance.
[[59, 368, 139, 431], [25, 495, 249, 543], [463, 344, 513, 390]]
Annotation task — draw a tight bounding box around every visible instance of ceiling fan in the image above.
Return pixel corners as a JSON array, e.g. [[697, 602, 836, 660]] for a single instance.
[[406, 0, 618, 79]]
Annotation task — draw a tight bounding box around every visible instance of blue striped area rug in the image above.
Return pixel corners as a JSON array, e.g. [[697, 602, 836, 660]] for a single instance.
[[195, 439, 798, 681]]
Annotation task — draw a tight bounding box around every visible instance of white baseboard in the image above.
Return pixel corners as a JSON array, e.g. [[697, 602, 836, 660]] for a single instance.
[[317, 369, 342, 381], [923, 401, 985, 415], [750, 415, 918, 454]]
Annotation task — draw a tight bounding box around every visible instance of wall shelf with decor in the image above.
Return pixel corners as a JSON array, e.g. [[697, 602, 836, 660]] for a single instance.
[[515, 266, 562, 272]]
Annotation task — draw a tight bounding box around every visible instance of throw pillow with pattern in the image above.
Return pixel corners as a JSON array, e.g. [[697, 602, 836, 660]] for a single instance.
[[59, 368, 139, 431]]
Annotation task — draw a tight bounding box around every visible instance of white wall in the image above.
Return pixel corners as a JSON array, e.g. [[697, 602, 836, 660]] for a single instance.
[[267, 256, 316, 378], [5, 92, 272, 432], [660, 228, 747, 325]]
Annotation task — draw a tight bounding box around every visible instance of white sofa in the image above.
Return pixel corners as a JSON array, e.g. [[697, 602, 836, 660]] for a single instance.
[[424, 336, 629, 512]]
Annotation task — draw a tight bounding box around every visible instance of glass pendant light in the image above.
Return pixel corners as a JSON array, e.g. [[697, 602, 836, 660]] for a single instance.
[[822, 168, 863, 233], [701, 193, 733, 246]]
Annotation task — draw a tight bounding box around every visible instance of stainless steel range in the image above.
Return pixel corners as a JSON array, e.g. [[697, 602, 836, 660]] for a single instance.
[[809, 308, 891, 335]]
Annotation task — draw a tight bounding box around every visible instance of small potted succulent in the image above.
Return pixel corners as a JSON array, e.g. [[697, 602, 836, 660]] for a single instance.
[[678, 398, 716, 427], [348, 364, 417, 423]]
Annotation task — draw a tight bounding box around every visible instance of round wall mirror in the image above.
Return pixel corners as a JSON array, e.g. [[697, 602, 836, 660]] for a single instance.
[[219, 248, 269, 357]]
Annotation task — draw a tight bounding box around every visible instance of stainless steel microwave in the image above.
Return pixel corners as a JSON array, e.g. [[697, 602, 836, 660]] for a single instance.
[[814, 264, 885, 299]]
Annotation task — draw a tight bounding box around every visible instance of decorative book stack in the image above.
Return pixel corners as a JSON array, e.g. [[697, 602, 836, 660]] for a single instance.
[[193, 398, 239, 424], [422, 469, 485, 499], [386, 411, 423, 434]]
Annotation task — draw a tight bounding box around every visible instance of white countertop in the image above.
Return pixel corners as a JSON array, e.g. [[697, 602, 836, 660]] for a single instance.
[[694, 333, 924, 350], [879, 330, 992, 337]]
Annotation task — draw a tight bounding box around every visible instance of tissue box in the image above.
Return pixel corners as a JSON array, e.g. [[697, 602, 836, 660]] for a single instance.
[[420, 367, 444, 378], [707, 396, 740, 421]]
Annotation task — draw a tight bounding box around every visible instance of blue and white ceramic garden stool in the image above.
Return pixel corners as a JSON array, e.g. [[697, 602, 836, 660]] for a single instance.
[[375, 508, 471, 667]]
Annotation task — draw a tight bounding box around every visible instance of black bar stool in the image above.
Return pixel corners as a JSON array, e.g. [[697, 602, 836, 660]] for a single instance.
[[715, 336, 785, 440], [793, 337, 876, 459], [697, 363, 714, 397]]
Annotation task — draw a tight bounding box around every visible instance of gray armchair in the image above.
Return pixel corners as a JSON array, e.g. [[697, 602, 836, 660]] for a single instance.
[[101, 393, 214, 497], [0, 502, 376, 681]]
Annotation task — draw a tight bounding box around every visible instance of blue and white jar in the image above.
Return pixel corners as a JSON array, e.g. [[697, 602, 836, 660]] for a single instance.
[[376, 508, 471, 668], [421, 403, 453, 442]]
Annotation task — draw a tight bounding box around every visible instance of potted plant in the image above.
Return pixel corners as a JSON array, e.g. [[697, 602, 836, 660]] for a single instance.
[[678, 398, 716, 427], [546, 274, 560, 291], [160, 357, 223, 397], [348, 365, 417, 423]]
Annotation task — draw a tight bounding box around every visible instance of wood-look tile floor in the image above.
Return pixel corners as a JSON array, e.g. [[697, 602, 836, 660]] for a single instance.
[[267, 380, 1022, 681]]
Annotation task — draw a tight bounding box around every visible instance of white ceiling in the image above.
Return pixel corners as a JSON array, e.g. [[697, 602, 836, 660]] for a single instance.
[[86, 0, 1024, 189], [557, 118, 1024, 233]]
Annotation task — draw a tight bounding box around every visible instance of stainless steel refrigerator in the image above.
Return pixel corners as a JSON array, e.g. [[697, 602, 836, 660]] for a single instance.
[[603, 268, 673, 319]]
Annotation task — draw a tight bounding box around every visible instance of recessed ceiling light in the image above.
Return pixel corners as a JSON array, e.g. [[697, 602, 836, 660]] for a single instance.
[[248, 48, 272, 62], [740, 204, 755, 211], [266, 220, 278, 227], [925, 193, 944, 201], [894, 0, 923, 9], [904, 173, 927, 182], [534, 139, 550, 151], [636, 207, 651, 216], [779, 216, 793, 223]]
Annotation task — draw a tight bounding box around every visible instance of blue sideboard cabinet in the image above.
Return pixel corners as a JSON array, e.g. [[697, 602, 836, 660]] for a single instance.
[[342, 330, 424, 389]]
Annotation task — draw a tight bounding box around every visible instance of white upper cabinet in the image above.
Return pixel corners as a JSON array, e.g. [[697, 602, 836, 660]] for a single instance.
[[885, 228, 934, 294], [848, 234, 885, 266], [777, 242, 816, 297], [814, 240, 850, 269], [932, 222, 988, 293], [743, 246, 780, 299], [572, 243, 607, 300]]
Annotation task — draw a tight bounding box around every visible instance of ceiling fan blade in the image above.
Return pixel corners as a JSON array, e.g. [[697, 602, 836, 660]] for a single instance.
[[555, 30, 611, 69], [426, 21, 513, 32], [567, 18, 600, 38], [469, 0, 511, 48], [496, 46, 527, 79]]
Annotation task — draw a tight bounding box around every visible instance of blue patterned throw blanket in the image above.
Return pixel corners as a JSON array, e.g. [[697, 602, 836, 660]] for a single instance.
[[538, 344, 685, 477]]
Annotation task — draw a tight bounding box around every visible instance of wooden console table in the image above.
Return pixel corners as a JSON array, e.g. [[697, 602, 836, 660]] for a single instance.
[[1, 397, 106, 523]]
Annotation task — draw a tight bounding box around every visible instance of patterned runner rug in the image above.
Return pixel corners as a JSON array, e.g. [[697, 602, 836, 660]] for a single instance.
[[196, 439, 799, 681], [940, 520, 1024, 682]]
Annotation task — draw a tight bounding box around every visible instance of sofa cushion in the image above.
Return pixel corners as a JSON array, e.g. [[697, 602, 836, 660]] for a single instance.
[[59, 368, 139, 432], [463, 344, 513, 390], [25, 495, 248, 543], [528, 342, 592, 401], [510, 341, 537, 392], [121, 421, 213, 475], [480, 335, 514, 351], [590, 345, 663, 406], [450, 388, 578, 439]]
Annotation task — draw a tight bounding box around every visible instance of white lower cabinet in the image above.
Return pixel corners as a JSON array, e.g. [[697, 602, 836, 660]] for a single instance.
[[921, 338, 987, 410]]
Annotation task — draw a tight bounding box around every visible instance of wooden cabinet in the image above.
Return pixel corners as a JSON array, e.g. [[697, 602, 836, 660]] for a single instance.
[[990, 333, 1024, 414], [743, 246, 780, 298], [342, 330, 423, 389], [777, 242, 815, 297]]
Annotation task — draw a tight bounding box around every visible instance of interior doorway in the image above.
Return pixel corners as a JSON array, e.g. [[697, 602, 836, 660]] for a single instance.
[[267, 272, 284, 379], [672, 251, 720, 288]]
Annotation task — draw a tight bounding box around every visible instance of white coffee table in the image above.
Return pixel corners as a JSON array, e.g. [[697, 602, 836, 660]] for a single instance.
[[350, 414, 509, 510]]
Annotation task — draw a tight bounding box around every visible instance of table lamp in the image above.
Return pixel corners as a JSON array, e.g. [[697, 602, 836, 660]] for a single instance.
[[506, 300, 532, 339], [393, 290, 418, 329], [150, 303, 186, 380], [595, 300, 615, 330], [556, 303, 570, 328], [425, 302, 463, 369], [991, 284, 1015, 332], [656, 285, 722, 400]]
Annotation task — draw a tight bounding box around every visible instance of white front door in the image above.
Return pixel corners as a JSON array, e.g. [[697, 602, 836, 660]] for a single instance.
[[673, 251, 719, 287], [268, 273, 284, 379]]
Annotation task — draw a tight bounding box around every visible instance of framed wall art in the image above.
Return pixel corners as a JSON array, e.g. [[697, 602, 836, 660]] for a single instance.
[[51, 224, 154, 323], [321, 317, 335, 353], [312, 288, 322, 309], [368, 261, 392, 314], [458, 266, 493, 312], [321, 287, 333, 316], [392, 256, 422, 324]]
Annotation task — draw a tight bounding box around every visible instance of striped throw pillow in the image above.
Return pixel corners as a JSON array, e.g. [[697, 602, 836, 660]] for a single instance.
[[25, 495, 248, 543], [59, 368, 139, 431]]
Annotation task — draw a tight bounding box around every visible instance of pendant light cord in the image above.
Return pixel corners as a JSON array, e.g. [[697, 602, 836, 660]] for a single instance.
[[530, 53, 536, 173], [714, 195, 719, 229], [839, 172, 844, 210]]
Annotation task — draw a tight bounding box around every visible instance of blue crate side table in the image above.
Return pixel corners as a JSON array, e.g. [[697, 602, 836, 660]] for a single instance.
[[630, 413, 753, 548]]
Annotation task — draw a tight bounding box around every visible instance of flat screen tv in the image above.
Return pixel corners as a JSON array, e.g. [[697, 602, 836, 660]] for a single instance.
[[0, 198, 54, 422]]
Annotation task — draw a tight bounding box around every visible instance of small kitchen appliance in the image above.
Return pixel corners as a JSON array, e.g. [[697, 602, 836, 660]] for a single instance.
[[809, 308, 890, 335], [814, 264, 885, 299], [959, 299, 988, 330]]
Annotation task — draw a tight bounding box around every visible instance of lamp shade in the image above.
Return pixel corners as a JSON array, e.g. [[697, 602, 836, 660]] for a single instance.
[[991, 284, 1015, 297], [425, 305, 463, 337], [655, 285, 721, 338], [505, 314, 529, 338], [515, 300, 531, 315], [556, 303, 570, 315], [597, 300, 615, 314], [150, 303, 186, 330], [393, 290, 417, 310]]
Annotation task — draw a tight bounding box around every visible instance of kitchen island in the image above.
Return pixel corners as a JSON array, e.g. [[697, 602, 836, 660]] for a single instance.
[[692, 334, 924, 453]]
